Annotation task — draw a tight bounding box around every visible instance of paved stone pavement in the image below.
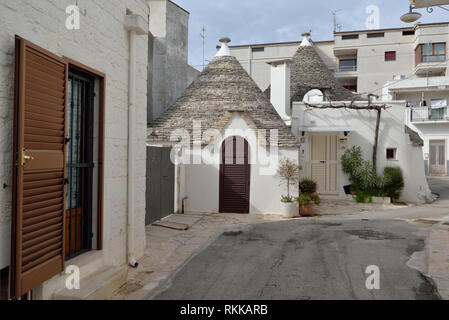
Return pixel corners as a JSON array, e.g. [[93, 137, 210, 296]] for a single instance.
[[152, 219, 439, 300], [112, 179, 449, 300]]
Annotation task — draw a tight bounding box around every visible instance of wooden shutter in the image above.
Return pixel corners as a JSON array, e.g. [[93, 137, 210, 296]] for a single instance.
[[11, 36, 67, 298], [219, 137, 250, 214]]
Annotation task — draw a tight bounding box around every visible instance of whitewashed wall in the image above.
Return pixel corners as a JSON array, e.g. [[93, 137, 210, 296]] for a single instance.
[[0, 0, 149, 297], [292, 101, 432, 203], [180, 113, 300, 214]]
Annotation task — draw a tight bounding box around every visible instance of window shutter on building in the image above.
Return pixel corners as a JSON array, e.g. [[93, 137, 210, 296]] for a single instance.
[[11, 36, 67, 298]]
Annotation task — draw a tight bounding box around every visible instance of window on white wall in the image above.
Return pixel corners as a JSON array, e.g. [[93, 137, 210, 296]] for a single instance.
[[386, 148, 398, 161]]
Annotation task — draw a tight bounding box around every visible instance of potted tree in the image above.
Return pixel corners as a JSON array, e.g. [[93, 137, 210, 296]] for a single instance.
[[297, 178, 320, 216], [277, 159, 302, 218]]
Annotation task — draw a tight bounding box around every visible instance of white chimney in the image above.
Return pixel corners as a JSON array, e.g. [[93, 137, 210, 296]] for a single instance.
[[267, 59, 292, 123], [216, 37, 232, 57]]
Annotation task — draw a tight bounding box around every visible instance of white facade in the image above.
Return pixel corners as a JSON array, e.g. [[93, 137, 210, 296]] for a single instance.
[[292, 101, 432, 204], [0, 0, 149, 298], [229, 22, 449, 96], [178, 113, 300, 214], [385, 76, 449, 176]]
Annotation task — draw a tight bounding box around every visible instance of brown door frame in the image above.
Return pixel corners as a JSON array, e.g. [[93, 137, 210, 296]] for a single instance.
[[219, 136, 251, 214], [62, 58, 105, 251]]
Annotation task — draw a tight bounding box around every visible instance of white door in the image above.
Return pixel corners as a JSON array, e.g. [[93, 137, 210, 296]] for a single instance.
[[429, 140, 446, 176], [310, 134, 339, 195]]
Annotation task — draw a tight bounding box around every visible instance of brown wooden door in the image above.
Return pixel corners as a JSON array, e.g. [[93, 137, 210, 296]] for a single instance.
[[219, 136, 250, 214], [11, 37, 67, 298]]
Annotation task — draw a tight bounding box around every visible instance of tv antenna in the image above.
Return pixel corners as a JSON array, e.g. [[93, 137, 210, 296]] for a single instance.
[[200, 26, 206, 70], [332, 9, 342, 33]]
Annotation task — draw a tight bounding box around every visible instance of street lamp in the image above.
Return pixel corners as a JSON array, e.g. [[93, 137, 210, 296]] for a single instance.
[[400, 4, 422, 23]]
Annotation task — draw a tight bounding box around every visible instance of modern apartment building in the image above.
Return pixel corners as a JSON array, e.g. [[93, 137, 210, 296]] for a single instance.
[[229, 22, 449, 176]]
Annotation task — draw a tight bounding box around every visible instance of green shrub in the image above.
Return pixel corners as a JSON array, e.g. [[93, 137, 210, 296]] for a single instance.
[[299, 178, 317, 194], [296, 193, 313, 206], [354, 189, 372, 203], [310, 193, 321, 205], [353, 160, 379, 191], [341, 146, 363, 180], [380, 166, 404, 201]]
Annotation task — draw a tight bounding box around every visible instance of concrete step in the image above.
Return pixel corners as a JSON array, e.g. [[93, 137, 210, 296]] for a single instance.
[[54, 266, 128, 300]]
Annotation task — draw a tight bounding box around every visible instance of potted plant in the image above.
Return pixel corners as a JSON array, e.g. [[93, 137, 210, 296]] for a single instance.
[[277, 159, 302, 218], [296, 178, 320, 216], [296, 194, 313, 216]]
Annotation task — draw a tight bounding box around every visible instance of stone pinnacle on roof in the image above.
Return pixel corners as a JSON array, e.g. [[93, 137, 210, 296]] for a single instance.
[[290, 32, 357, 102], [215, 37, 233, 57], [299, 32, 312, 47]]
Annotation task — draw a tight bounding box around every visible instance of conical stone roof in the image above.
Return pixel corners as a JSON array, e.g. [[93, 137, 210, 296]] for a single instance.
[[264, 36, 357, 103], [290, 37, 356, 102], [148, 45, 300, 148]]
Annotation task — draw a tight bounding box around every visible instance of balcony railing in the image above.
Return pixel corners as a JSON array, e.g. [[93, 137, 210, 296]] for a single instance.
[[410, 107, 449, 122], [338, 65, 357, 72]]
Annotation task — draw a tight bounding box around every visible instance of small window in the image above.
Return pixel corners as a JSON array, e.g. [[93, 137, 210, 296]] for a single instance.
[[367, 32, 385, 38], [402, 30, 415, 36], [385, 51, 396, 61], [342, 34, 359, 40], [386, 148, 397, 160], [251, 47, 264, 52]]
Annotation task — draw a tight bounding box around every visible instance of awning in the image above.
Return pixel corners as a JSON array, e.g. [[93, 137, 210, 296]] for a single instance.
[[299, 126, 355, 133]]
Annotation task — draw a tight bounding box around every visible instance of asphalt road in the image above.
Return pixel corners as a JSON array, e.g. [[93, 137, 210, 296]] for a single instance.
[[152, 218, 440, 300], [428, 176, 449, 206]]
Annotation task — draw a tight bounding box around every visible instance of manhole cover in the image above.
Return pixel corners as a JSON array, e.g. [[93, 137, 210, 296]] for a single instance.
[[345, 229, 403, 240]]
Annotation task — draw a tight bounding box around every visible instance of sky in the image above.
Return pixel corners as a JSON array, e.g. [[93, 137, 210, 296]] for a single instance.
[[172, 0, 449, 70]]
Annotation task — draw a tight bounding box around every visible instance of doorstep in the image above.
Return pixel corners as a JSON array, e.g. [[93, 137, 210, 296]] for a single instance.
[[54, 266, 128, 300]]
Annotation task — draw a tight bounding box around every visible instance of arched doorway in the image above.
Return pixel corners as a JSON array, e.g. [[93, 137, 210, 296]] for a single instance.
[[219, 136, 250, 214]]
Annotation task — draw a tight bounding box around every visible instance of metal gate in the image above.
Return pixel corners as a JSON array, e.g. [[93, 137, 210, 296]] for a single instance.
[[146, 147, 175, 225], [65, 70, 94, 259]]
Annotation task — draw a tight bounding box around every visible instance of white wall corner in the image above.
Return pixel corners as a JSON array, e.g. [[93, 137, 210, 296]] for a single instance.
[[125, 13, 149, 35]]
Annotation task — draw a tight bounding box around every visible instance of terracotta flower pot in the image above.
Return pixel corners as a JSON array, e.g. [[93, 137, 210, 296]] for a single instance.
[[300, 201, 315, 216]]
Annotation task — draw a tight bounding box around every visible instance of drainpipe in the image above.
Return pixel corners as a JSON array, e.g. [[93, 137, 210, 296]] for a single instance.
[[125, 12, 149, 268]]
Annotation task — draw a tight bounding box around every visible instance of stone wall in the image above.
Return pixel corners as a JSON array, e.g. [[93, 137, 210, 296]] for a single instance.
[[0, 0, 149, 295], [147, 0, 199, 123]]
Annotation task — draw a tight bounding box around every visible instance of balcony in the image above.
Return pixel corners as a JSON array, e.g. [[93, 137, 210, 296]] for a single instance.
[[410, 107, 449, 122], [415, 43, 447, 76], [414, 61, 447, 76], [335, 63, 358, 80]]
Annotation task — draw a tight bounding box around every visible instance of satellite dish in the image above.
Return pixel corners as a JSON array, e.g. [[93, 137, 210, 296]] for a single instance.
[[303, 89, 324, 103]]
